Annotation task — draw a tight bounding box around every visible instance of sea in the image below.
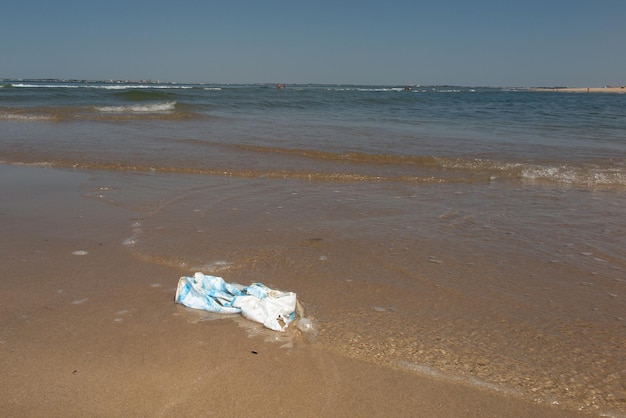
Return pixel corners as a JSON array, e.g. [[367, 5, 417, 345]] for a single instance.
[[1, 80, 625, 415]]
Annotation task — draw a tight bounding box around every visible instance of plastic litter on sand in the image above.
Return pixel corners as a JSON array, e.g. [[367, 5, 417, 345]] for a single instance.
[[175, 272, 298, 332]]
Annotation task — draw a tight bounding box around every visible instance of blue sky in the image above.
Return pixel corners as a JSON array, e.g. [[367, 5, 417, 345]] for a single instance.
[[2, 0, 625, 86]]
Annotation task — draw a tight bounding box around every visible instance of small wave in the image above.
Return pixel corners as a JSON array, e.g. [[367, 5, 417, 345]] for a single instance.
[[521, 164, 626, 187], [10, 83, 81, 89], [437, 158, 626, 187], [229, 145, 626, 188], [95, 101, 177, 113], [9, 83, 193, 90], [323, 86, 471, 93], [92, 84, 193, 90], [328, 87, 407, 92], [233, 144, 445, 166], [6, 155, 626, 189], [1, 103, 201, 122], [0, 112, 54, 121], [356, 87, 406, 92]]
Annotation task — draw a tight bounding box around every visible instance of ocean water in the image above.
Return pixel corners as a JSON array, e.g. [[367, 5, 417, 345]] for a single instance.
[[2, 81, 625, 414]]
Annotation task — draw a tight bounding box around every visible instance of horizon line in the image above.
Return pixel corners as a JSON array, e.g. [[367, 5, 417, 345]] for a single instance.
[[2, 77, 592, 89]]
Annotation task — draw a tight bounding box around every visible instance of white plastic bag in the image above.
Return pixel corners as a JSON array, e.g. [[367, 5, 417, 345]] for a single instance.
[[233, 285, 298, 332], [175, 272, 297, 332]]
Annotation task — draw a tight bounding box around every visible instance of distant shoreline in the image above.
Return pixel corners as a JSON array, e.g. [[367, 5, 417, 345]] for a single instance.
[[3, 78, 626, 92], [532, 86, 626, 93]]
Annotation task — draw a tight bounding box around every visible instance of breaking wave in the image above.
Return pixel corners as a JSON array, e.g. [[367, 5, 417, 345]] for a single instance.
[[0, 112, 54, 121], [9, 83, 194, 90], [520, 163, 626, 187], [95, 101, 177, 113]]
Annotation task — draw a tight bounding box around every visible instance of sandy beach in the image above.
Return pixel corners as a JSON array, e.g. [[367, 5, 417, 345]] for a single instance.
[[0, 163, 598, 417], [533, 86, 626, 93]]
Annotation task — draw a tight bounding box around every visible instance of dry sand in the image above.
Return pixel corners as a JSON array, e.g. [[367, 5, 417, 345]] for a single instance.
[[0, 164, 594, 417]]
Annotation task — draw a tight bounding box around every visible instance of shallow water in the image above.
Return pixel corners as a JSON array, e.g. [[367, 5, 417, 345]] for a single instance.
[[2, 81, 625, 414], [74, 168, 625, 415]]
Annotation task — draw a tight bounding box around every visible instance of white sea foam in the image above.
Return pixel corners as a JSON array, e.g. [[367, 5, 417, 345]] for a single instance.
[[71, 298, 89, 305], [0, 113, 52, 121], [196, 260, 233, 273], [397, 361, 522, 397], [123, 237, 138, 246], [11, 83, 80, 88], [330, 87, 407, 92], [96, 101, 177, 113], [356, 87, 406, 92], [93, 84, 193, 90], [521, 165, 626, 187], [11, 83, 193, 90]]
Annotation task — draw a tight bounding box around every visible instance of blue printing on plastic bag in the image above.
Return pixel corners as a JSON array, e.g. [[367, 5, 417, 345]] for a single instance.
[[175, 272, 297, 331]]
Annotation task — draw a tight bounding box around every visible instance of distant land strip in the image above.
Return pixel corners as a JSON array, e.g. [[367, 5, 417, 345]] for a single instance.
[[532, 86, 626, 93]]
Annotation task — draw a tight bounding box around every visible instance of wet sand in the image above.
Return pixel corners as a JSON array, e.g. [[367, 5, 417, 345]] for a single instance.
[[0, 164, 596, 417]]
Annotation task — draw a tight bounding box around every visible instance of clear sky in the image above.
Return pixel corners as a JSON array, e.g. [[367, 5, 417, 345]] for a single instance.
[[2, 0, 625, 86]]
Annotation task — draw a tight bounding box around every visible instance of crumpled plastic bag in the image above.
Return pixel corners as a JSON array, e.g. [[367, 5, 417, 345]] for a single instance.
[[175, 272, 297, 332]]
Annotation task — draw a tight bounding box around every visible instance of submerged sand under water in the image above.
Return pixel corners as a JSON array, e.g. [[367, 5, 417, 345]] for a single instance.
[[1, 164, 624, 417]]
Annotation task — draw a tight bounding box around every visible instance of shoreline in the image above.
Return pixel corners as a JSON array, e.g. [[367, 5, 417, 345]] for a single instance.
[[532, 86, 626, 93], [0, 163, 597, 417]]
